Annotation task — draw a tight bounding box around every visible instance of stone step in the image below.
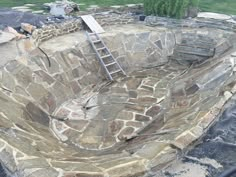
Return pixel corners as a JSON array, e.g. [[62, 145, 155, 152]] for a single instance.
[[180, 40, 216, 49], [175, 45, 215, 57], [181, 34, 216, 43], [170, 52, 209, 62]]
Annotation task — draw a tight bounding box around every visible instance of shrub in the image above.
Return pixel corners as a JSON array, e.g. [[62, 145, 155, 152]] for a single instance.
[[144, 0, 199, 18]]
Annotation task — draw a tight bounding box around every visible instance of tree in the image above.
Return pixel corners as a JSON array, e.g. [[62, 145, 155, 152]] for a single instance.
[[144, 0, 199, 19]]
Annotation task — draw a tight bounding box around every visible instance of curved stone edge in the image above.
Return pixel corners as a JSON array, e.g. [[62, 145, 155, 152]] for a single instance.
[[172, 53, 236, 150]]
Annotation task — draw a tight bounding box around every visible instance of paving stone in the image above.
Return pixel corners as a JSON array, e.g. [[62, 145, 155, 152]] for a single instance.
[[155, 40, 163, 49], [63, 129, 82, 143], [173, 131, 197, 150], [18, 158, 50, 169], [79, 136, 103, 149], [52, 119, 67, 132], [125, 104, 145, 113], [65, 120, 89, 131], [27, 82, 49, 101], [129, 97, 157, 105], [0, 147, 16, 173], [140, 85, 154, 92], [126, 121, 143, 128], [106, 160, 146, 177], [108, 120, 124, 136], [116, 111, 133, 120], [128, 90, 138, 98], [34, 70, 55, 85], [185, 84, 200, 95], [64, 172, 104, 177], [15, 67, 33, 88], [118, 127, 135, 140], [82, 120, 106, 137], [98, 105, 124, 120], [101, 135, 117, 149], [149, 147, 177, 172], [69, 81, 81, 94], [56, 108, 70, 117], [171, 88, 185, 97], [198, 112, 216, 129], [135, 114, 150, 122], [26, 168, 59, 177], [25, 102, 50, 126], [110, 87, 127, 94], [146, 105, 161, 117], [137, 89, 154, 97], [126, 78, 142, 90], [135, 142, 168, 159], [190, 94, 201, 106], [1, 71, 15, 91], [15, 86, 29, 97]]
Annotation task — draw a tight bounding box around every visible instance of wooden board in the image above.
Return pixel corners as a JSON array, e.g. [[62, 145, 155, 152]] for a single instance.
[[81, 15, 105, 34]]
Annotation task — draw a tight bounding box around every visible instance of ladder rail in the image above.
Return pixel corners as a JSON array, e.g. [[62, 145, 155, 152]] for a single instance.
[[94, 33, 126, 76], [86, 32, 113, 80], [86, 31, 126, 81]]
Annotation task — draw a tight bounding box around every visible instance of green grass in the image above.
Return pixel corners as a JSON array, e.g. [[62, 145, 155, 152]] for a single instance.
[[0, 0, 236, 15]]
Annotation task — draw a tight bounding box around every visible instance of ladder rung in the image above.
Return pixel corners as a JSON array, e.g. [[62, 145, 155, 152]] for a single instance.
[[93, 40, 101, 44], [101, 54, 111, 59], [88, 32, 96, 36], [105, 62, 117, 66], [97, 47, 106, 51], [110, 69, 122, 75]]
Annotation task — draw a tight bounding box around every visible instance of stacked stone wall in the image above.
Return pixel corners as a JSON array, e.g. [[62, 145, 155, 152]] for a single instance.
[[32, 13, 136, 44], [32, 19, 83, 44]]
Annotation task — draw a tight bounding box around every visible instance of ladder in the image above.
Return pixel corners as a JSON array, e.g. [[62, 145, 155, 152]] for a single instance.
[[86, 31, 126, 81]]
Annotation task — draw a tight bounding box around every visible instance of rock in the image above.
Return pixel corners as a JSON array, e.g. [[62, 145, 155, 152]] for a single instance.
[[4, 26, 25, 39], [25, 168, 59, 177], [106, 160, 146, 177], [21, 23, 36, 34], [173, 131, 198, 150], [197, 62, 233, 90], [44, 0, 79, 16], [0, 31, 15, 44], [224, 91, 233, 100], [25, 102, 50, 126], [146, 105, 161, 117], [197, 12, 232, 20], [118, 127, 135, 140], [135, 114, 150, 122], [135, 142, 168, 159], [0, 147, 17, 173]]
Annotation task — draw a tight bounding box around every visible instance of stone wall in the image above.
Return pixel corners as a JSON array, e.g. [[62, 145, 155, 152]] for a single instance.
[[95, 13, 135, 26], [32, 13, 136, 45], [32, 19, 83, 44], [0, 25, 236, 177], [145, 16, 236, 33]]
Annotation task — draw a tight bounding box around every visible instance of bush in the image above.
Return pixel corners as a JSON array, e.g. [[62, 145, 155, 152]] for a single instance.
[[144, 0, 199, 18]]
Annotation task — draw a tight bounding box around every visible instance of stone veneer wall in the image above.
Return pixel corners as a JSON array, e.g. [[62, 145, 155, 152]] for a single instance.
[[0, 26, 235, 177], [32, 13, 136, 44]]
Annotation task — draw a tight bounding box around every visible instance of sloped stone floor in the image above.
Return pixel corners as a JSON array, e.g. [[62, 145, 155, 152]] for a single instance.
[[51, 51, 236, 153], [52, 67, 179, 150]]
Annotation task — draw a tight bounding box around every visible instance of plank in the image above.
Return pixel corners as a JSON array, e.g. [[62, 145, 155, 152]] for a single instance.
[[81, 15, 105, 34]]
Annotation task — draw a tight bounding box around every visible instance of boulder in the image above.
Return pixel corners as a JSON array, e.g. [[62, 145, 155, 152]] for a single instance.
[[21, 23, 36, 34], [44, 0, 79, 16]]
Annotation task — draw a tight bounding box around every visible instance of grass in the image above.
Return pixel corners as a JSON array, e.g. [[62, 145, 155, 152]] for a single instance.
[[0, 0, 236, 15]]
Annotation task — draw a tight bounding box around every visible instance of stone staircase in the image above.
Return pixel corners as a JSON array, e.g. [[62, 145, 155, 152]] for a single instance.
[[170, 33, 217, 65]]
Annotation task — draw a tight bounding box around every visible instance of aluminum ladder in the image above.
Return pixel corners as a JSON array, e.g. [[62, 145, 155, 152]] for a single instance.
[[86, 31, 126, 81]]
